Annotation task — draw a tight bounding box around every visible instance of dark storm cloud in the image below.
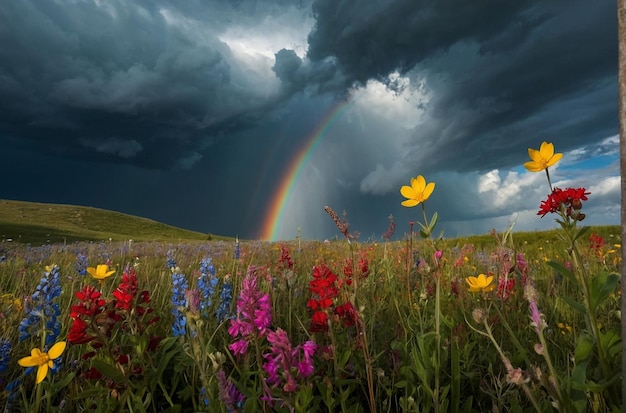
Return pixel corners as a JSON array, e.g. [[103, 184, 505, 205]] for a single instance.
[[0, 0, 302, 169], [306, 0, 618, 174]]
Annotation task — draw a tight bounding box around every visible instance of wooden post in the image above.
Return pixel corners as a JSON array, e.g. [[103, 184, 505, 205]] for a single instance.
[[618, 1, 626, 410]]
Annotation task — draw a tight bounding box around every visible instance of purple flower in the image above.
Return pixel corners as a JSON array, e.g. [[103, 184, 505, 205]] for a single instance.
[[217, 369, 244, 412], [262, 328, 317, 393]]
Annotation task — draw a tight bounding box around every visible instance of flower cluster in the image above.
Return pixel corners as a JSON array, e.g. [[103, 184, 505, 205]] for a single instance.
[[19, 265, 62, 345], [382, 214, 396, 240], [342, 254, 369, 286], [198, 257, 218, 316], [278, 245, 294, 271], [216, 277, 233, 323], [68, 285, 109, 345], [307, 264, 339, 332], [262, 328, 316, 396], [497, 277, 515, 301], [324, 206, 351, 239], [171, 269, 189, 337], [74, 253, 88, 276], [0, 339, 11, 376], [228, 266, 272, 355], [537, 187, 590, 219], [217, 369, 245, 410]]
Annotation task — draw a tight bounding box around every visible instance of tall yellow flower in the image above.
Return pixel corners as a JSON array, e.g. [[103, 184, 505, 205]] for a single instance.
[[400, 175, 435, 207], [18, 341, 66, 384], [87, 264, 116, 281], [466, 274, 495, 293], [523, 141, 562, 172]]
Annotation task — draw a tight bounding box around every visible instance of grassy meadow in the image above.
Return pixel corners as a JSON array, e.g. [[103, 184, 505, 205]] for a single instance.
[[0, 141, 622, 412], [0, 220, 621, 412]]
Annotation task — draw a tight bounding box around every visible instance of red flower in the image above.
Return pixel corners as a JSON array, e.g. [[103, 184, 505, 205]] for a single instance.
[[113, 267, 138, 310], [278, 245, 294, 270], [310, 311, 328, 332], [71, 285, 106, 318], [359, 254, 369, 278], [308, 265, 339, 306], [497, 277, 515, 301], [538, 187, 590, 218], [68, 317, 95, 344], [335, 302, 358, 327]]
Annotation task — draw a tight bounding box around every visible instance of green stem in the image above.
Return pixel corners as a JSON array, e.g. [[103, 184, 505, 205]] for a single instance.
[[434, 274, 441, 413]]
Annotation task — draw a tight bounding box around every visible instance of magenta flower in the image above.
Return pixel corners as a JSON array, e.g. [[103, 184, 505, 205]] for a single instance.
[[262, 328, 317, 393], [228, 266, 272, 356]]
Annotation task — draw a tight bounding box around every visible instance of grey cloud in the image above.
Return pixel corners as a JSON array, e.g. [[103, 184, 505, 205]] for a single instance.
[[79, 137, 143, 158], [307, 0, 617, 177], [0, 0, 293, 168]]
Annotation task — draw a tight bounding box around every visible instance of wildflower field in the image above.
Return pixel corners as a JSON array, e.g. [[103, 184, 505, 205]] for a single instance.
[[0, 142, 622, 412]]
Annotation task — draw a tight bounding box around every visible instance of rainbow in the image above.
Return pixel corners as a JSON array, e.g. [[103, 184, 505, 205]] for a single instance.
[[259, 98, 355, 241]]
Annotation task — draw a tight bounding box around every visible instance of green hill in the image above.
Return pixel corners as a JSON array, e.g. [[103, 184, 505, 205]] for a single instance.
[[0, 199, 228, 245]]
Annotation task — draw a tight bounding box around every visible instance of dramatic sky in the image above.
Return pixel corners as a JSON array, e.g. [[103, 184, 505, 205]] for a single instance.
[[0, 0, 620, 241]]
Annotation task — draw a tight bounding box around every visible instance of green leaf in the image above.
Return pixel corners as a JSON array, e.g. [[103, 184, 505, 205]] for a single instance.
[[589, 272, 619, 312], [599, 329, 622, 361], [451, 342, 460, 413], [429, 211, 438, 230], [574, 334, 594, 363], [92, 359, 126, 383], [338, 348, 352, 369], [573, 226, 591, 242], [560, 295, 586, 315], [395, 380, 408, 388], [547, 260, 576, 283]]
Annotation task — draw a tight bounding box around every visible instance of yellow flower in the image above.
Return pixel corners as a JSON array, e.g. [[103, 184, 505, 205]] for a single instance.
[[523, 141, 562, 172], [466, 274, 495, 293], [400, 175, 435, 207], [87, 264, 116, 280], [18, 341, 66, 384]]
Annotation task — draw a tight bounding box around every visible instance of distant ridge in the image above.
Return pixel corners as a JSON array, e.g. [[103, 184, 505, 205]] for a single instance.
[[0, 199, 228, 244]]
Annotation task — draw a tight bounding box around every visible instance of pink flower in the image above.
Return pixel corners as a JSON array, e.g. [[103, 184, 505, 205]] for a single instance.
[[228, 339, 249, 356], [228, 266, 272, 356]]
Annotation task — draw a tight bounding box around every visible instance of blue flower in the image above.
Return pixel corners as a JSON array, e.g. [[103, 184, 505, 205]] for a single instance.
[[166, 250, 177, 271], [234, 237, 240, 260], [74, 254, 88, 276], [171, 269, 188, 337], [216, 279, 233, 323], [19, 265, 62, 345], [0, 339, 11, 375], [198, 258, 218, 316]]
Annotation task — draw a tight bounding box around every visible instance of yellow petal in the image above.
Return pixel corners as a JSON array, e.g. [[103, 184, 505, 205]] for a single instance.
[[36, 364, 48, 384], [400, 185, 416, 199], [18, 355, 39, 367], [48, 341, 66, 359], [546, 152, 562, 167], [412, 175, 426, 193], [539, 141, 554, 158], [423, 182, 435, 201], [523, 161, 542, 172], [401, 199, 418, 207], [527, 147, 541, 162]]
